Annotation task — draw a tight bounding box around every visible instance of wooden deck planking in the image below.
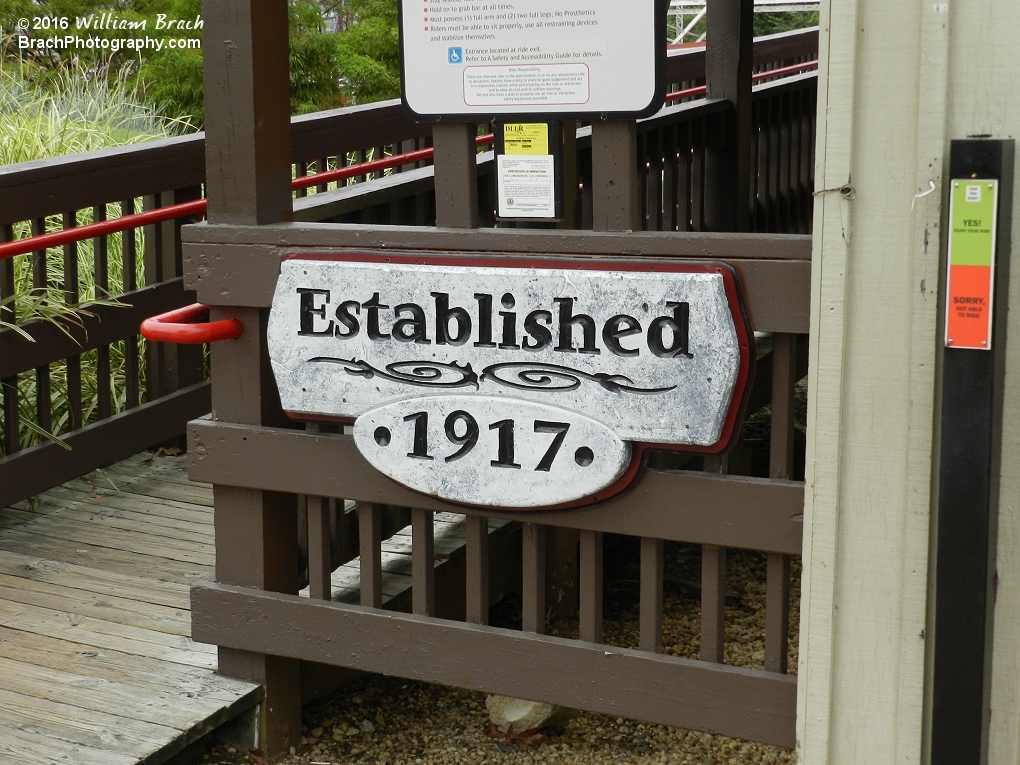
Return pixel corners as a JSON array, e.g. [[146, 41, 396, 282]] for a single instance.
[[0, 454, 260, 765], [1, 452, 515, 763]]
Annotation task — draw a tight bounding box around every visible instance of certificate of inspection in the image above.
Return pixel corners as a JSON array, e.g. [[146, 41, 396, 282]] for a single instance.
[[398, 0, 665, 120]]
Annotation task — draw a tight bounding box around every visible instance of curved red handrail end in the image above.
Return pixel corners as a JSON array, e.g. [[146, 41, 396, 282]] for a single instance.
[[140, 303, 243, 344]]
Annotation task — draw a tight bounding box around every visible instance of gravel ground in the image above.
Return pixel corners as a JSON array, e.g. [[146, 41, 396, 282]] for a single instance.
[[196, 540, 800, 765]]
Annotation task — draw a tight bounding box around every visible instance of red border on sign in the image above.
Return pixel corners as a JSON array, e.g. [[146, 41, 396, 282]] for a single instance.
[[278, 249, 756, 510]]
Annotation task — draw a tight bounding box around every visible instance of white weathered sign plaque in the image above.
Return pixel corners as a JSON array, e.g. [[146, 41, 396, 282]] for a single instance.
[[353, 394, 631, 507], [398, 0, 666, 120], [267, 250, 753, 509]]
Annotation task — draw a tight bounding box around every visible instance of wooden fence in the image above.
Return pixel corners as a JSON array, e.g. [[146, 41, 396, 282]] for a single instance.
[[0, 21, 816, 755]]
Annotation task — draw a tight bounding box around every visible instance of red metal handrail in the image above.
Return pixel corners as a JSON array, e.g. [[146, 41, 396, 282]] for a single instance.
[[0, 61, 817, 263], [0, 134, 495, 263], [140, 303, 243, 344], [664, 59, 818, 101]]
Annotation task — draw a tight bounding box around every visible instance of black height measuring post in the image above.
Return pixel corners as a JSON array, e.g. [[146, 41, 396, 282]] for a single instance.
[[931, 139, 1014, 765]]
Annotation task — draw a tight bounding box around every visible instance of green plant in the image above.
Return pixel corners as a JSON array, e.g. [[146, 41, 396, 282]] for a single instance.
[[0, 65, 184, 453]]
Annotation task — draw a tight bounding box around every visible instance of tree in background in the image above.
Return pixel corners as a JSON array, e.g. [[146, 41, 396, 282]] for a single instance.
[[753, 11, 818, 37], [0, 0, 402, 128]]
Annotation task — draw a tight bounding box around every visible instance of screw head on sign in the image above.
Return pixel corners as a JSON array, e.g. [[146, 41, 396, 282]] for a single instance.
[[981, 340, 987, 346], [947, 339, 954, 345]]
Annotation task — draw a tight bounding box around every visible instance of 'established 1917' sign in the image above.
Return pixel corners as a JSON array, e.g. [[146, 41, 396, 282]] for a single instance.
[[267, 250, 753, 509]]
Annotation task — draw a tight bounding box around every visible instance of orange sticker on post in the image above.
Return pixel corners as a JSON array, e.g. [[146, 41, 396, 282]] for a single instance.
[[946, 179, 998, 350]]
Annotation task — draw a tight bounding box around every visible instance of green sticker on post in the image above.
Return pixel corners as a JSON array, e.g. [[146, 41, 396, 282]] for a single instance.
[[946, 179, 998, 350]]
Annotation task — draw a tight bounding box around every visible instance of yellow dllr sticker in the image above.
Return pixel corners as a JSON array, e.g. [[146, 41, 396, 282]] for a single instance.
[[503, 123, 549, 155]]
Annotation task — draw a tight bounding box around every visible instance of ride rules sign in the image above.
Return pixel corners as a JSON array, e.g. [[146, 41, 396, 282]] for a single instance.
[[397, 0, 666, 120], [267, 251, 753, 509]]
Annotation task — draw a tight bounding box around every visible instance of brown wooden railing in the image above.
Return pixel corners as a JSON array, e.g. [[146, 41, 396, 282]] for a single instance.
[[0, 26, 817, 510]]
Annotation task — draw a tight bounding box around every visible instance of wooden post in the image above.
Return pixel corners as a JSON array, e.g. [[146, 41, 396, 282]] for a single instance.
[[433, 123, 479, 229], [591, 121, 640, 232], [201, 0, 300, 755], [704, 0, 753, 232]]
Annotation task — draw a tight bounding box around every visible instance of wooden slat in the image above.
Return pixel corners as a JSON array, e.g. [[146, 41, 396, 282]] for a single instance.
[[3, 502, 212, 546], [579, 530, 603, 643], [359, 503, 383, 608], [28, 485, 213, 532], [0, 624, 253, 702], [188, 419, 805, 555], [0, 721, 137, 765], [0, 686, 178, 757], [308, 495, 332, 601], [465, 515, 489, 624], [62, 211, 83, 432], [0, 597, 215, 668], [522, 523, 547, 634], [412, 508, 435, 616], [0, 278, 192, 380], [0, 381, 211, 509], [765, 332, 797, 672], [193, 581, 799, 749], [29, 219, 53, 434], [0, 548, 190, 610], [0, 224, 17, 456], [700, 544, 727, 663], [0, 529, 210, 585], [0, 507, 214, 566], [640, 537, 664, 653], [0, 572, 190, 635], [0, 655, 236, 732]]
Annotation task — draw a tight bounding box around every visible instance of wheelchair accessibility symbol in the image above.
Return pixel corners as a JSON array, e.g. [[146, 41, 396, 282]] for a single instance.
[[448, 47, 463, 64]]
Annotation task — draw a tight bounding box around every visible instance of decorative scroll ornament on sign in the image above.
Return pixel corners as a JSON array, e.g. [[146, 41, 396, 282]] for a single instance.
[[267, 250, 754, 509]]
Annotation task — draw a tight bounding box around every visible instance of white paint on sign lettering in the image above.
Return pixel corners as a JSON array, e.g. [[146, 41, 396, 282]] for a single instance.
[[267, 257, 744, 447], [353, 395, 631, 507], [497, 155, 556, 217]]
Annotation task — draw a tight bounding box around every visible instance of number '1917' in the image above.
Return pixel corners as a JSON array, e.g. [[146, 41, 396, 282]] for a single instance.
[[394, 411, 574, 471]]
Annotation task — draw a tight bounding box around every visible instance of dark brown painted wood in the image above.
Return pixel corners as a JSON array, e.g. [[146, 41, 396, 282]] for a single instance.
[[0, 136, 204, 227], [592, 121, 640, 232], [358, 504, 383, 609], [0, 224, 16, 456], [308, 495, 333, 601], [192, 582, 798, 748], [557, 122, 579, 231], [640, 537, 664, 653], [765, 553, 791, 674], [765, 333, 796, 672], [579, 530, 603, 643], [181, 228, 811, 333], [187, 420, 805, 555], [700, 544, 727, 663], [92, 205, 112, 421], [0, 382, 209, 509], [0, 280, 190, 381], [62, 212, 82, 433], [200, 0, 301, 753], [432, 123, 480, 229], [704, 0, 754, 232], [30, 218, 54, 430], [203, 0, 292, 226], [546, 527, 579, 621], [522, 524, 547, 634], [465, 515, 489, 624], [412, 509, 436, 616]]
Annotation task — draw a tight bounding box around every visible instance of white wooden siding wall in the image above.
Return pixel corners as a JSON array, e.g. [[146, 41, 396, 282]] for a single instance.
[[801, 0, 1020, 763]]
